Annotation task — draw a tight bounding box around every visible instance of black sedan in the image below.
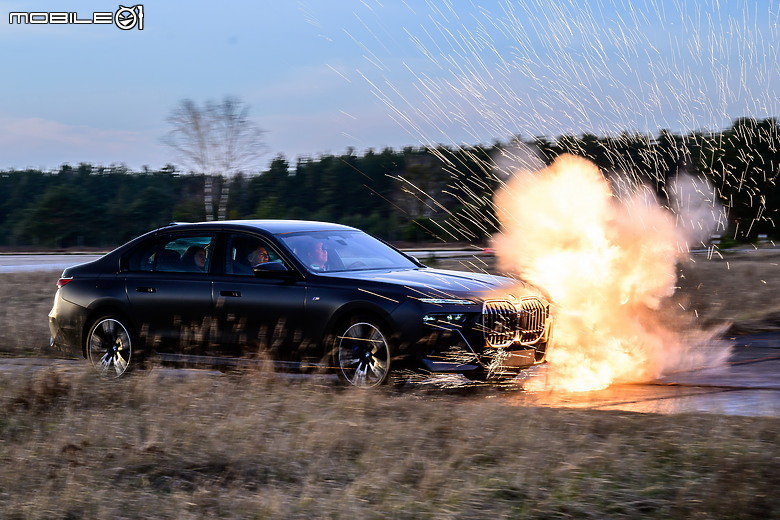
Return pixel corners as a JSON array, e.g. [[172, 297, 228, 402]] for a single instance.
[[49, 220, 552, 387]]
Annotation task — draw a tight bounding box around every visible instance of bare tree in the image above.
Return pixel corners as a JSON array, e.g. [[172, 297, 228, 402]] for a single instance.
[[163, 96, 266, 220]]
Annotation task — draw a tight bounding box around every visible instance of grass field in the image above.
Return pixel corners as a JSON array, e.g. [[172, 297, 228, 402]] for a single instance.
[[1, 253, 779, 518], [2, 368, 780, 519]]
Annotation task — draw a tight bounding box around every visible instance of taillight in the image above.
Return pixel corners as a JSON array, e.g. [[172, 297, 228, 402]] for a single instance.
[[57, 277, 73, 287]]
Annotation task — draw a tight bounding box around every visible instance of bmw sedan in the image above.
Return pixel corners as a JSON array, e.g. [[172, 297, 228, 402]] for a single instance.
[[49, 220, 552, 387]]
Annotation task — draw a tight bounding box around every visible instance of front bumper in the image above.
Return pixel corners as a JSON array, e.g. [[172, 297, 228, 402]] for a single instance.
[[416, 324, 550, 377]]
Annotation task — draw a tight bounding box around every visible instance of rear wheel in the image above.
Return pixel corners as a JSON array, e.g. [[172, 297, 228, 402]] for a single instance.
[[335, 317, 392, 388], [86, 315, 134, 378]]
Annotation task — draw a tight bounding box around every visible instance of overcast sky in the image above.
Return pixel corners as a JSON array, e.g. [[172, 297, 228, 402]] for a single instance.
[[0, 0, 777, 171]]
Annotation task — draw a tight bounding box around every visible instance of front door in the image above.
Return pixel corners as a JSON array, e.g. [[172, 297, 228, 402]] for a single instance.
[[211, 233, 308, 363]]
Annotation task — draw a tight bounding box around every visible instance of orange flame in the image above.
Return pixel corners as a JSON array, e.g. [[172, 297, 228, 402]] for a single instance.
[[493, 153, 729, 392]]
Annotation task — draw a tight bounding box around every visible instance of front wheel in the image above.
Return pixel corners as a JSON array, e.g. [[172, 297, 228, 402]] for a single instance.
[[335, 318, 392, 388], [86, 315, 134, 378]]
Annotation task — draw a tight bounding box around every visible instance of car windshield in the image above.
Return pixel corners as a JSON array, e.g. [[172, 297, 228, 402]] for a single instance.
[[279, 230, 418, 272]]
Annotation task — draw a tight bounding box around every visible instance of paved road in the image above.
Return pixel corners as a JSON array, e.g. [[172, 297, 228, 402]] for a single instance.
[[3, 335, 779, 417], [0, 254, 103, 273], [511, 335, 780, 416], [0, 252, 479, 273]]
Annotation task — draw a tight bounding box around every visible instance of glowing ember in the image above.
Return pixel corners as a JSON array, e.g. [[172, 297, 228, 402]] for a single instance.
[[492, 151, 730, 392]]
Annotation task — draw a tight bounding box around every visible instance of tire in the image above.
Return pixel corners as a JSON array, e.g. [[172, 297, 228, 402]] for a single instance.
[[334, 317, 392, 388], [86, 315, 135, 378]]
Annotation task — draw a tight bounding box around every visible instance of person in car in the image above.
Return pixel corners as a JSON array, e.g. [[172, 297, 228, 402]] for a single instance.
[[182, 246, 207, 272], [247, 246, 270, 266], [304, 240, 328, 271]]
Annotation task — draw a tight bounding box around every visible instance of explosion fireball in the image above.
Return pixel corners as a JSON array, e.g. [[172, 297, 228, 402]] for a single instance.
[[492, 150, 731, 392]]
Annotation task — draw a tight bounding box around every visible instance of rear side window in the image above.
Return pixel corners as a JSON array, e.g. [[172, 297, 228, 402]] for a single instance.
[[126, 235, 216, 273]]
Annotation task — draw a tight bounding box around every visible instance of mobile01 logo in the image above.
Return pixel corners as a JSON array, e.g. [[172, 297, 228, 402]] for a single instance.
[[9, 5, 144, 30]]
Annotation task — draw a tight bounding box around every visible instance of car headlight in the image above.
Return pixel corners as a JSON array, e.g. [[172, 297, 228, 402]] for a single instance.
[[418, 298, 476, 305], [423, 312, 469, 325]]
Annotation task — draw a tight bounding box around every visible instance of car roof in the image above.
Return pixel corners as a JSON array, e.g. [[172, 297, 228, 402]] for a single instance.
[[159, 219, 359, 235]]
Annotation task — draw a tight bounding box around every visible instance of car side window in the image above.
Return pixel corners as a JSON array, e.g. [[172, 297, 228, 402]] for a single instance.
[[224, 234, 281, 276], [126, 235, 216, 273]]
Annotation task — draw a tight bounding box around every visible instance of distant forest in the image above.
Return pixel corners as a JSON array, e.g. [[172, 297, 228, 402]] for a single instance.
[[1, 117, 778, 249]]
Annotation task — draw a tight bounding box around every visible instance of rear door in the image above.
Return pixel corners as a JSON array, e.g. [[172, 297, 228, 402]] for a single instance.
[[123, 233, 217, 354]]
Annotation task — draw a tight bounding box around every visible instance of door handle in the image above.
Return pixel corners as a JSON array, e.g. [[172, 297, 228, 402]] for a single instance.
[[220, 290, 241, 297], [136, 287, 156, 293]]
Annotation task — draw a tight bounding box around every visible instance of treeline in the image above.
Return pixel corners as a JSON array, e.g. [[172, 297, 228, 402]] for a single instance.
[[1, 117, 778, 248]]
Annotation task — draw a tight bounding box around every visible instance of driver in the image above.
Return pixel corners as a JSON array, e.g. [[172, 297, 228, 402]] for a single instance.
[[247, 246, 270, 266]]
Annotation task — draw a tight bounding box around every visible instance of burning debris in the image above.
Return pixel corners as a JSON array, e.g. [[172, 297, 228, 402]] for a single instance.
[[492, 147, 731, 392]]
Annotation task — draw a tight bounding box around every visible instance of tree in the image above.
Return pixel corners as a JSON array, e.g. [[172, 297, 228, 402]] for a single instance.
[[163, 96, 267, 220]]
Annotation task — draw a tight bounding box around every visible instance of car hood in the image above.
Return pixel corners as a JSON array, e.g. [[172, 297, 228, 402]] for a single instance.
[[320, 267, 542, 301]]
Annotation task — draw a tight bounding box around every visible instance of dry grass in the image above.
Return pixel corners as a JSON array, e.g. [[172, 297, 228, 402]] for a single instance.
[[1, 255, 780, 518], [0, 271, 61, 356], [1, 368, 779, 519]]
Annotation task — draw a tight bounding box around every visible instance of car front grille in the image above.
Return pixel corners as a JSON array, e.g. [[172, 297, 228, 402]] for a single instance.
[[482, 298, 548, 347], [482, 300, 517, 347], [517, 297, 548, 343]]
